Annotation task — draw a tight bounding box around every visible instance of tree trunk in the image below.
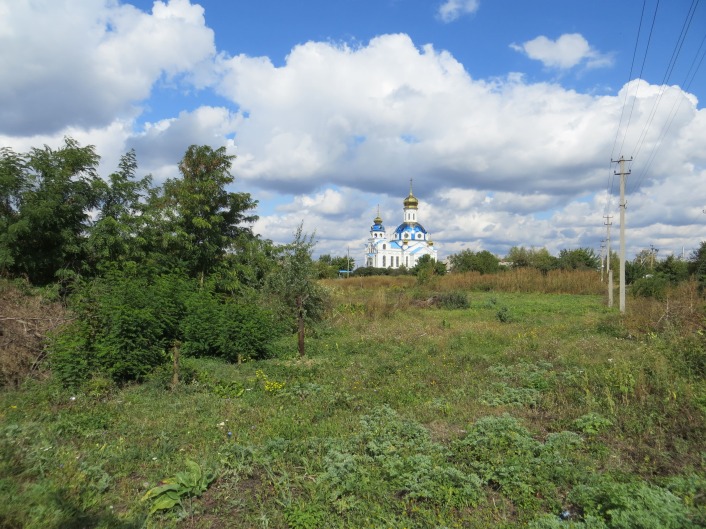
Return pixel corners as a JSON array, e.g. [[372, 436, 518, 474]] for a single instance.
[[296, 295, 305, 357]]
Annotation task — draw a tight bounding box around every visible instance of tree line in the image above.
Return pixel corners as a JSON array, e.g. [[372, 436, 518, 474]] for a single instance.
[[1, 138, 325, 387]]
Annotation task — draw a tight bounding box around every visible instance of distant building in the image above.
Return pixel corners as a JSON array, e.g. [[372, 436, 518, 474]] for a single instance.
[[365, 183, 438, 269]]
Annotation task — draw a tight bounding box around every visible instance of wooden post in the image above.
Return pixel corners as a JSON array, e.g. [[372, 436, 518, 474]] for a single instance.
[[296, 295, 305, 357], [172, 341, 180, 388]]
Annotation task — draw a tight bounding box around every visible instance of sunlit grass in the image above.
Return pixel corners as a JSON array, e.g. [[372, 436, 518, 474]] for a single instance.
[[1, 279, 704, 528]]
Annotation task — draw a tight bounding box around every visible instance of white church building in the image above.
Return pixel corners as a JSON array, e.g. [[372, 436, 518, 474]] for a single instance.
[[365, 184, 438, 269]]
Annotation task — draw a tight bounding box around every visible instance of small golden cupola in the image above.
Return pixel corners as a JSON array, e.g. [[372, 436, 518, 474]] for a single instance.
[[403, 179, 419, 210]]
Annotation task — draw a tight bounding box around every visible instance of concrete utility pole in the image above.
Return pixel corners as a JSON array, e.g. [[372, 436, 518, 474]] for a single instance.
[[600, 240, 606, 282], [612, 156, 631, 313], [604, 215, 613, 308], [649, 244, 658, 269]]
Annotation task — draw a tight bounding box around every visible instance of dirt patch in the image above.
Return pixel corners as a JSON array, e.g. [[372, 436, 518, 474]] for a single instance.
[[0, 280, 70, 387]]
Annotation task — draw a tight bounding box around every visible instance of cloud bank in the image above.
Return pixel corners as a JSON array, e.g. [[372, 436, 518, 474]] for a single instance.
[[1, 0, 704, 263]]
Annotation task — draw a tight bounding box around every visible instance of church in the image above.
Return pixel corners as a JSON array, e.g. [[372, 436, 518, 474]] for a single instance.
[[365, 183, 438, 269]]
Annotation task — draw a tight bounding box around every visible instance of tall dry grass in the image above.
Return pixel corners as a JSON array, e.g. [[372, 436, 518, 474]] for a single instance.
[[621, 279, 704, 336], [323, 269, 604, 295], [438, 268, 604, 294]]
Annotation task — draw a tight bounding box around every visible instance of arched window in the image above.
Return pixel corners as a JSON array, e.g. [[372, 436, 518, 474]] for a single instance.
[[405, 256, 409, 266], [382, 255, 386, 267], [382, 244, 386, 250]]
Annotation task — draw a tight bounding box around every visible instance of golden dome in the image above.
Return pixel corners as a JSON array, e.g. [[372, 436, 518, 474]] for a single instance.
[[403, 179, 418, 209]]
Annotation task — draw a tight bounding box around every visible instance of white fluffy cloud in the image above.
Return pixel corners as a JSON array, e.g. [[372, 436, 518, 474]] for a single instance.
[[511, 33, 613, 70], [1, 1, 704, 261], [437, 0, 480, 23], [0, 0, 215, 135]]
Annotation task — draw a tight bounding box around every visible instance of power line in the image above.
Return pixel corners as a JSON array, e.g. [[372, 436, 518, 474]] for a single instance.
[[629, 21, 706, 195], [628, 0, 700, 168]]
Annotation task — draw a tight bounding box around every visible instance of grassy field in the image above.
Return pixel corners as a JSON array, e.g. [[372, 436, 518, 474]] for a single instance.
[[1, 275, 705, 528]]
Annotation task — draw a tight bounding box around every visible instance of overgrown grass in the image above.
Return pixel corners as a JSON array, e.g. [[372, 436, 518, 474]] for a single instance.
[[1, 278, 705, 528]]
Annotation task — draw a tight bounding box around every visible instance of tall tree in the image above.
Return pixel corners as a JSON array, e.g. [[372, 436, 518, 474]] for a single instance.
[[0, 138, 103, 284], [154, 145, 258, 284], [85, 149, 153, 274]]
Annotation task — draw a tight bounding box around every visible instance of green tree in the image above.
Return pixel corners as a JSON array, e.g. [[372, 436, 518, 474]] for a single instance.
[[154, 145, 258, 284], [507, 246, 558, 274], [449, 249, 499, 274], [655, 255, 689, 284], [688, 241, 706, 290], [557, 248, 600, 271], [316, 254, 355, 278], [85, 149, 153, 275], [448, 249, 476, 273], [266, 224, 328, 357], [0, 138, 103, 285], [412, 254, 446, 284]]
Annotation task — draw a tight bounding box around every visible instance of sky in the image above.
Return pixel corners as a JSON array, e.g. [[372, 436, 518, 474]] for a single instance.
[[2, 0, 706, 265]]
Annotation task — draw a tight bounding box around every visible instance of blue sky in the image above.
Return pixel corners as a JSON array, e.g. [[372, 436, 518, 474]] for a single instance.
[[2, 0, 705, 262]]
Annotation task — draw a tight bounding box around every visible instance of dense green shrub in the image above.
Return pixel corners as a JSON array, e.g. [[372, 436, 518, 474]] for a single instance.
[[452, 415, 588, 514], [318, 406, 483, 510], [50, 273, 281, 386], [631, 273, 669, 300], [569, 477, 692, 529], [437, 290, 470, 309], [50, 274, 189, 385]]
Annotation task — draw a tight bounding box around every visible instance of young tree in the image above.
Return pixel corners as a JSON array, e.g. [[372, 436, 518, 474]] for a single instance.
[[413, 254, 446, 285], [85, 149, 153, 274], [266, 224, 328, 357]]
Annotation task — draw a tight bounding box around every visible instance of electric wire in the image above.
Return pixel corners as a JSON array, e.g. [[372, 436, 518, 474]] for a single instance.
[[616, 0, 660, 160], [629, 24, 706, 196], [604, 0, 649, 217], [628, 0, 702, 195]]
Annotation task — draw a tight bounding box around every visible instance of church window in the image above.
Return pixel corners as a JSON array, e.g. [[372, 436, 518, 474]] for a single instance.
[[417, 234, 422, 239], [382, 256, 386, 267], [405, 256, 409, 266], [396, 256, 400, 267], [382, 244, 386, 250]]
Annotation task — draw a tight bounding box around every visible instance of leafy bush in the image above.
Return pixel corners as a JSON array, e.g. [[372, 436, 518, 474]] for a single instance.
[[180, 289, 278, 363], [631, 273, 669, 300], [141, 460, 215, 515], [50, 274, 189, 385], [569, 477, 691, 529], [452, 415, 588, 514], [317, 406, 483, 510], [496, 306, 512, 323], [437, 290, 470, 309], [572, 413, 613, 435]]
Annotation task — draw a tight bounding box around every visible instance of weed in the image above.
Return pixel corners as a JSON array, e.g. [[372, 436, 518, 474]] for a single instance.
[[573, 413, 613, 436], [437, 290, 470, 309], [141, 460, 216, 515], [496, 306, 512, 323]]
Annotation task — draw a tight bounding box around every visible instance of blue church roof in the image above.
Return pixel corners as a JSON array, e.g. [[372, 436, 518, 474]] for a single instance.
[[393, 222, 427, 237]]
